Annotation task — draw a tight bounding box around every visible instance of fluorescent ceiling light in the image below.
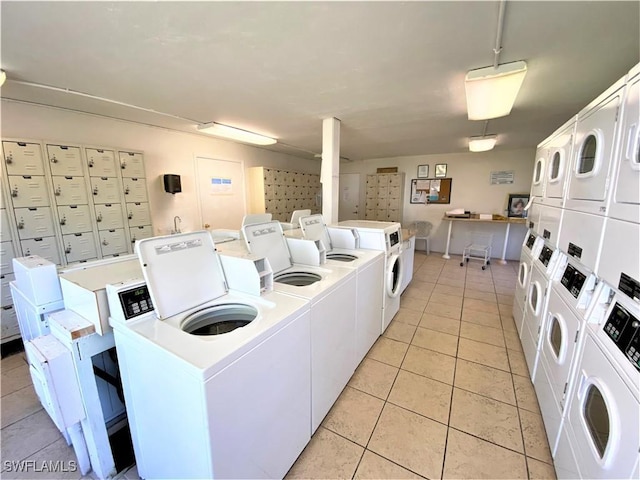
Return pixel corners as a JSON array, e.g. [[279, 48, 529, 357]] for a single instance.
[[0, 70, 6, 87], [465, 61, 527, 120], [469, 135, 497, 152], [197, 122, 276, 145]]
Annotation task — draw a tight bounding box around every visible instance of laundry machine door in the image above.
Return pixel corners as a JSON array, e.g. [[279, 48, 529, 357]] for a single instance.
[[386, 253, 403, 298], [609, 71, 639, 223], [530, 150, 547, 198], [567, 334, 639, 479], [566, 85, 623, 212], [515, 260, 530, 308]]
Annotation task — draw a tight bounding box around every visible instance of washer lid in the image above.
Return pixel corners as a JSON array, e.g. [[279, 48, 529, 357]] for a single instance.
[[243, 221, 292, 275], [136, 232, 227, 319], [300, 214, 333, 251]]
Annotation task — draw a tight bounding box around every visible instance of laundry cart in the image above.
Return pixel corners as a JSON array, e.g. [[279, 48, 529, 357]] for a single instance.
[[460, 232, 492, 269]]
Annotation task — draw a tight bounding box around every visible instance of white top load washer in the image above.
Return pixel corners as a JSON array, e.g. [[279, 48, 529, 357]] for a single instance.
[[298, 214, 385, 363], [242, 221, 358, 434], [336, 220, 404, 333], [107, 231, 313, 480]]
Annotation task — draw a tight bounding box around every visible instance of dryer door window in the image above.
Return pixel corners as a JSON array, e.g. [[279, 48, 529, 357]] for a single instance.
[[549, 151, 562, 182], [549, 316, 562, 359], [386, 254, 403, 298], [584, 384, 610, 458], [534, 158, 544, 184], [529, 283, 540, 314], [578, 135, 598, 175]]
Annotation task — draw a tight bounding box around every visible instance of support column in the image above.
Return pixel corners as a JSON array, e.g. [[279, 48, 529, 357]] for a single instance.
[[321, 117, 340, 225]]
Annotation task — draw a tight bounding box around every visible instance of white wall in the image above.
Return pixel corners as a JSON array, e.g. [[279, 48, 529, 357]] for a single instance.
[[1, 100, 320, 235], [341, 148, 535, 260]]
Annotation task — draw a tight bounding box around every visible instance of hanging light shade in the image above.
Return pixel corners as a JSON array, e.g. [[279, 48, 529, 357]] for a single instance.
[[465, 61, 528, 120], [197, 122, 277, 145], [469, 135, 497, 152]]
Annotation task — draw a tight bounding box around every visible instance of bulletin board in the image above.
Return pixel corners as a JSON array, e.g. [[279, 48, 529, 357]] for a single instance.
[[410, 178, 452, 204]]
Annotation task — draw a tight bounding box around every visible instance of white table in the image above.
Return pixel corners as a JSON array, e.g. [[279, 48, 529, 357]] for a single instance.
[[441, 216, 527, 265]]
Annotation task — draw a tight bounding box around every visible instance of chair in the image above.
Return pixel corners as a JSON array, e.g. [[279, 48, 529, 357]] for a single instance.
[[412, 221, 432, 254]]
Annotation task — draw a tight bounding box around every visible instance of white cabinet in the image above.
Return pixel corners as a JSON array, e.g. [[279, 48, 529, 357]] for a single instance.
[[62, 232, 98, 263], [129, 225, 154, 244], [21, 237, 61, 265], [122, 177, 148, 203], [126, 202, 151, 227], [7, 175, 50, 207], [15, 207, 56, 239], [90, 177, 121, 204], [86, 148, 117, 177], [51, 176, 89, 205], [98, 229, 128, 257], [94, 203, 125, 230], [58, 205, 93, 234], [248, 167, 321, 222], [46, 145, 84, 176], [118, 151, 145, 177], [364, 173, 405, 222], [2, 141, 45, 176]]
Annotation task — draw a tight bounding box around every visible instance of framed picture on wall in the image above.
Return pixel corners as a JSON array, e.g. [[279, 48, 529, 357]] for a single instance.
[[417, 165, 429, 178], [435, 163, 447, 177], [507, 194, 530, 218]]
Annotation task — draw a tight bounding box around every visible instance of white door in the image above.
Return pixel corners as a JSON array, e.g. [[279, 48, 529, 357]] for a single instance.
[[195, 157, 246, 230], [338, 173, 360, 221]]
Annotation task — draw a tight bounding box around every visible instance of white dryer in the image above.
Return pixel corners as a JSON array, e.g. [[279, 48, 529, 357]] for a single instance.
[[554, 286, 639, 479], [107, 232, 313, 479], [242, 221, 358, 433], [541, 116, 577, 208], [521, 242, 562, 380], [337, 220, 403, 333], [565, 75, 626, 216], [298, 215, 385, 363], [607, 63, 639, 224], [534, 254, 599, 455], [598, 216, 640, 300]]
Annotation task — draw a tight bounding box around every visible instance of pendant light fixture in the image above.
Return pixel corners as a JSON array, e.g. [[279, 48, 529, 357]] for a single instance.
[[469, 135, 498, 152]]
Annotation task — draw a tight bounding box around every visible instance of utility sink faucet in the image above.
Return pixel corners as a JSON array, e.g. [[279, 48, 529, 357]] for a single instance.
[[173, 215, 182, 234]]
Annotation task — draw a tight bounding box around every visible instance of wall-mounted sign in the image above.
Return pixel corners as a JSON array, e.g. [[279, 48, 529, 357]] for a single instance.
[[211, 177, 233, 194], [490, 170, 515, 185]]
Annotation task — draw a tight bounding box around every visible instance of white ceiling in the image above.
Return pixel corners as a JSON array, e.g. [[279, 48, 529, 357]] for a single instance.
[[1, 1, 638, 161]]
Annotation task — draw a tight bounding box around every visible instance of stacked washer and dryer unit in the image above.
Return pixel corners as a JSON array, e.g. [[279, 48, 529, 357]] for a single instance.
[[520, 63, 640, 479]]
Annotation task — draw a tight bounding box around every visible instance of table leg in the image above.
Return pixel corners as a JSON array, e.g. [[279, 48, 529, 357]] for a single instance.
[[499, 222, 511, 265], [443, 220, 452, 259]]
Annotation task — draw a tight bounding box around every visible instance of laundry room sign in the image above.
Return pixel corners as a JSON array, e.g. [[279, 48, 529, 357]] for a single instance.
[[210, 177, 233, 194], [490, 170, 515, 185]]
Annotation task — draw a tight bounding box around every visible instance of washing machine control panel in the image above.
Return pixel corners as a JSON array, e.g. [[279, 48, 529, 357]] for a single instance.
[[525, 233, 536, 250], [560, 264, 587, 299], [118, 285, 154, 320], [603, 303, 640, 371], [538, 246, 554, 267], [388, 231, 400, 249], [619, 272, 640, 303]]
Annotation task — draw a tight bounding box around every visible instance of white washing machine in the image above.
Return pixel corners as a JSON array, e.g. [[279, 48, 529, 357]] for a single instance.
[[565, 75, 626, 216], [336, 220, 403, 333], [107, 232, 313, 479], [521, 242, 562, 380], [554, 285, 639, 479], [541, 116, 577, 208], [607, 63, 639, 224], [298, 214, 385, 362], [514, 231, 544, 335], [533, 254, 599, 456], [242, 221, 358, 433]]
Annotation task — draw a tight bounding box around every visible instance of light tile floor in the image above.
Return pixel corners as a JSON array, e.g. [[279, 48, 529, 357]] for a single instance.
[[0, 252, 556, 479], [286, 252, 557, 479]]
